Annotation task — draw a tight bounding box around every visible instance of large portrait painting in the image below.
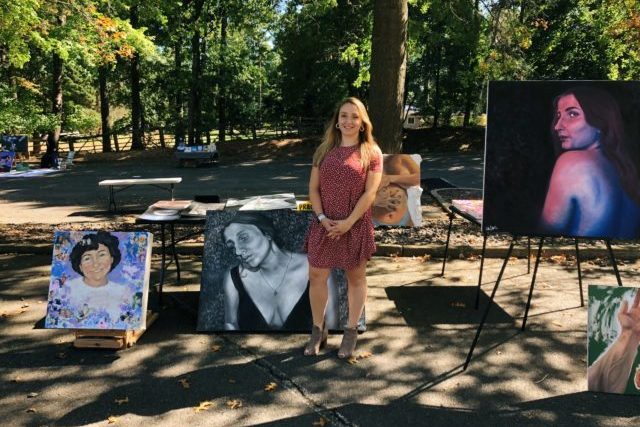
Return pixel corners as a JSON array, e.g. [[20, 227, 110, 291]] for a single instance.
[[588, 285, 640, 395], [45, 231, 153, 330], [483, 81, 640, 239], [373, 154, 423, 227], [197, 209, 361, 332]]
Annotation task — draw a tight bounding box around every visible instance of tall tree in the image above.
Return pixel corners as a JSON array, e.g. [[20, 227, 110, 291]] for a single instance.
[[368, 0, 408, 153], [129, 3, 144, 150]]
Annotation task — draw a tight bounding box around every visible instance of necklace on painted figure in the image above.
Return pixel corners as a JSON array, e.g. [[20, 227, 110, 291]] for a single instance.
[[259, 252, 293, 295]]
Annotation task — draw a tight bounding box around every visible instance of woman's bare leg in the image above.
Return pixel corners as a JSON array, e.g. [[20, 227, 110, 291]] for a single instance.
[[345, 260, 368, 328], [308, 265, 331, 327]]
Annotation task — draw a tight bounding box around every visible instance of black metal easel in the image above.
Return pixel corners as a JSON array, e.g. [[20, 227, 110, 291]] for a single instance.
[[463, 236, 623, 370], [441, 205, 532, 309]]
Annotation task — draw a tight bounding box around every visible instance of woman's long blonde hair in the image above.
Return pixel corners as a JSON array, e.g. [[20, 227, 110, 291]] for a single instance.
[[312, 97, 377, 169]]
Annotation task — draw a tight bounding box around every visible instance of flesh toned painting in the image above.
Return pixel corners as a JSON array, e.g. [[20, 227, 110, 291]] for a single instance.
[[373, 154, 423, 227], [483, 81, 640, 239], [197, 209, 361, 332], [45, 231, 152, 330], [588, 285, 640, 395]]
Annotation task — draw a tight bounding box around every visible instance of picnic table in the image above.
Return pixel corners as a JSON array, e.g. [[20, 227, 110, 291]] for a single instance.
[[98, 177, 182, 212]]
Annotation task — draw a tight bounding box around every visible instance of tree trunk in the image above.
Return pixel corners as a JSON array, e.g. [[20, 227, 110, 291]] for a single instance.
[[173, 41, 185, 146], [217, 7, 228, 145], [463, 0, 481, 128], [130, 4, 144, 150], [368, 0, 408, 154], [432, 45, 442, 129], [98, 66, 112, 152], [46, 51, 63, 157], [187, 29, 201, 145]]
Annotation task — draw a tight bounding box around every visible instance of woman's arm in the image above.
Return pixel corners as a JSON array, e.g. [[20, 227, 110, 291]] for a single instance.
[[309, 166, 334, 231], [588, 291, 640, 393], [222, 272, 240, 330], [328, 149, 383, 237], [382, 155, 421, 188]]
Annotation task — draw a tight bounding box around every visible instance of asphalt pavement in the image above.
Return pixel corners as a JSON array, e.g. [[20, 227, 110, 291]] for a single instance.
[[1, 152, 639, 426]]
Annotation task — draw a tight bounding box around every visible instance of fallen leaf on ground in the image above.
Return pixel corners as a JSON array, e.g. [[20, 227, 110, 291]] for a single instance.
[[114, 397, 129, 405], [21, 303, 30, 308], [107, 415, 118, 424], [552, 322, 563, 327], [178, 378, 190, 389], [228, 379, 236, 384], [226, 399, 242, 409], [194, 401, 214, 413], [25, 408, 37, 413], [313, 417, 329, 426], [264, 382, 277, 392], [534, 374, 549, 384], [210, 344, 222, 352], [1, 309, 27, 318], [358, 351, 373, 359], [27, 392, 39, 398]]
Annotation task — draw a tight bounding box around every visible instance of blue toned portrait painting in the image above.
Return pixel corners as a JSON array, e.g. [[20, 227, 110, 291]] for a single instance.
[[45, 231, 152, 330], [483, 81, 640, 239]]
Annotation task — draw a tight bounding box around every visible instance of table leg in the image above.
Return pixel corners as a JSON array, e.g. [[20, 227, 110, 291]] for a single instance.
[[108, 186, 116, 212], [159, 223, 166, 306], [170, 223, 181, 282]]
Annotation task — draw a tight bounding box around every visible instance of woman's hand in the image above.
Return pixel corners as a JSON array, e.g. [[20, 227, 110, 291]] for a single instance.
[[320, 217, 335, 232], [326, 219, 354, 239], [374, 185, 403, 210]]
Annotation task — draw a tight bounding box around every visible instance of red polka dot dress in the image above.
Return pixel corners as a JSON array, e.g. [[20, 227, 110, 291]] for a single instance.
[[306, 144, 382, 270]]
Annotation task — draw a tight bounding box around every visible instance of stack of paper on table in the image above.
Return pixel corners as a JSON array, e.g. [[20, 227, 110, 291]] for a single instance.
[[225, 193, 297, 211]]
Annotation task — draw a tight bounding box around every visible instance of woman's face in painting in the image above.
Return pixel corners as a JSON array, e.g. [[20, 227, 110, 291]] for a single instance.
[[224, 223, 271, 269], [338, 103, 363, 140], [79, 243, 113, 287], [554, 94, 601, 151]]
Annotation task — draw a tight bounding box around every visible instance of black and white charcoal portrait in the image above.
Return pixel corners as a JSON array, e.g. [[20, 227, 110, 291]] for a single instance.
[[197, 210, 351, 332]]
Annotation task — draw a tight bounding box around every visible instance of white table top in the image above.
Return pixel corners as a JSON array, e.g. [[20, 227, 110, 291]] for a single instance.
[[99, 177, 182, 186]]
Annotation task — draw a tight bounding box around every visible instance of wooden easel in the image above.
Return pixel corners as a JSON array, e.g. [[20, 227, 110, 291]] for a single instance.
[[74, 311, 159, 349]]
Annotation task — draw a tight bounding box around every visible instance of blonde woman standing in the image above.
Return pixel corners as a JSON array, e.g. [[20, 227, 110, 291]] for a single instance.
[[304, 97, 382, 358]]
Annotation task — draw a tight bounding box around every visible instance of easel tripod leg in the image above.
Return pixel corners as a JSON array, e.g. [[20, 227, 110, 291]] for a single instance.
[[521, 237, 544, 331], [441, 213, 454, 276], [464, 239, 516, 370], [575, 239, 584, 307], [475, 233, 488, 309], [605, 240, 623, 286]]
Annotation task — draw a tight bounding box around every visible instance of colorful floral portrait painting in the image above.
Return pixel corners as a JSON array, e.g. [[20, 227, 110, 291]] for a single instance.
[[45, 231, 153, 330]]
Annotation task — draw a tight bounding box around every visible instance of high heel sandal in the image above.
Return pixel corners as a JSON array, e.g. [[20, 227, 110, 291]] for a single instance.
[[338, 326, 358, 359], [303, 322, 328, 356]]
